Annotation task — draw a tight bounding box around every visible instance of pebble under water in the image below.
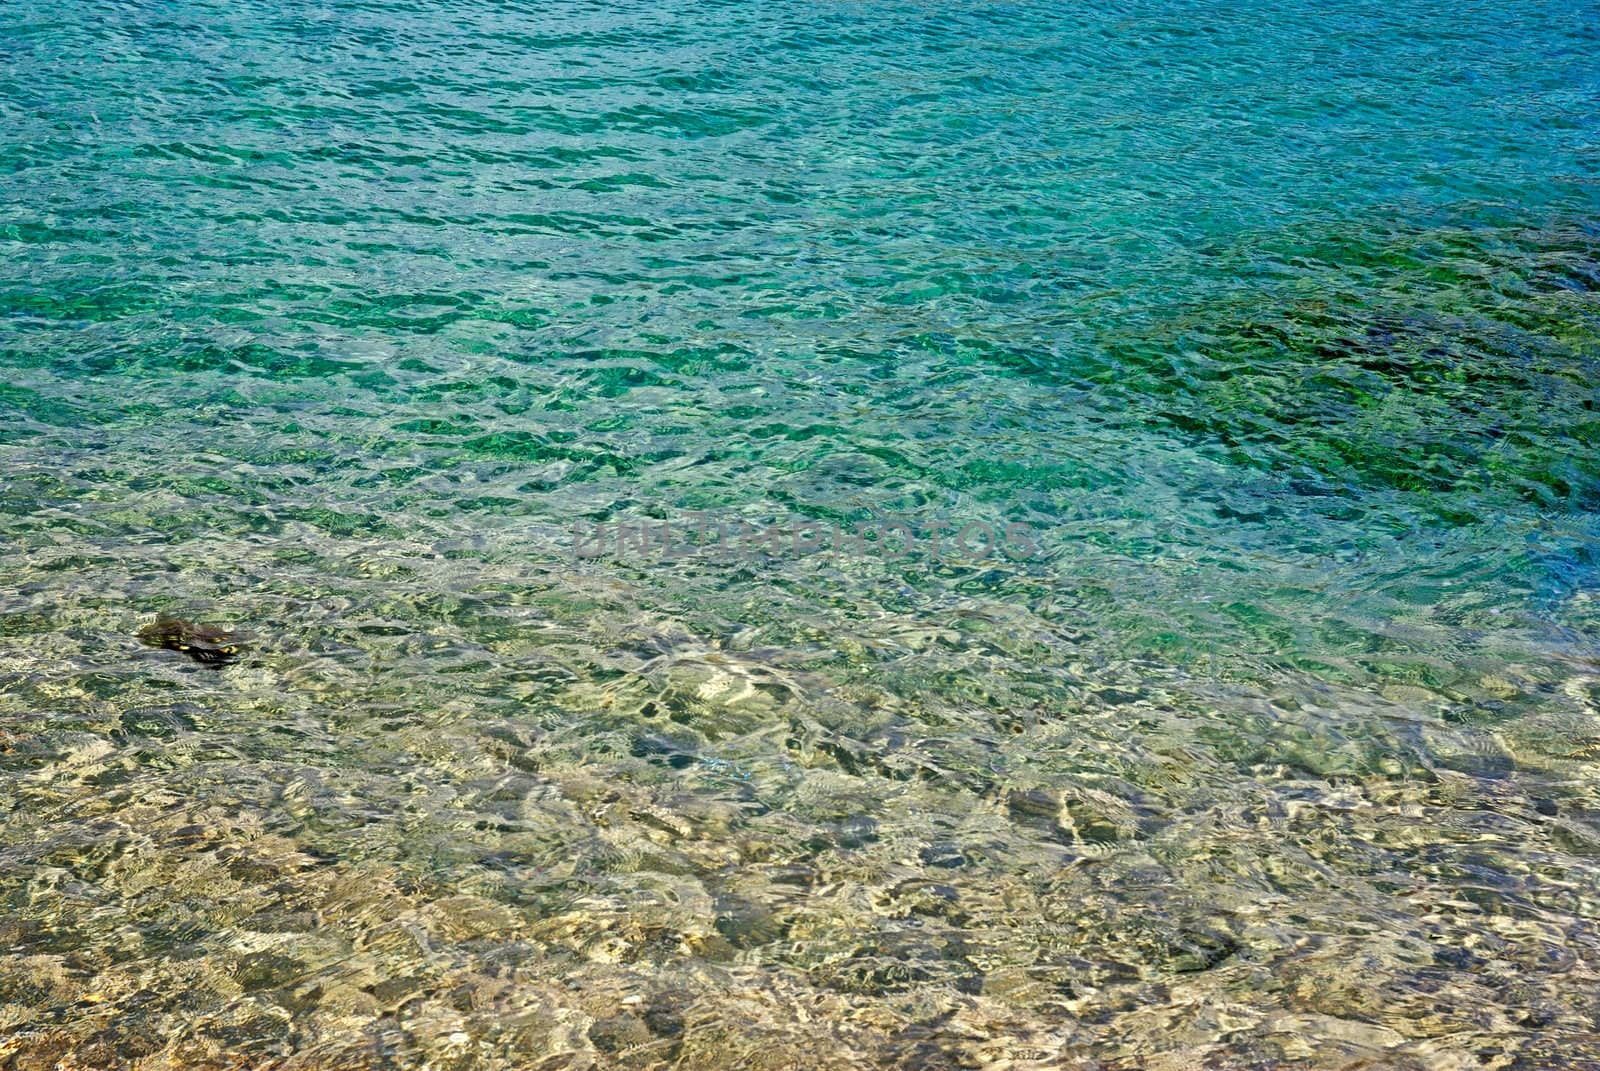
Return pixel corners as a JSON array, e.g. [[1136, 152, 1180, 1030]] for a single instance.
[[2, 0, 1599, 1067]]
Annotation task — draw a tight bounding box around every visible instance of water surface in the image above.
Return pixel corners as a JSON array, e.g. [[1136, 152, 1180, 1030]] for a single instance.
[[3, 0, 1599, 1067]]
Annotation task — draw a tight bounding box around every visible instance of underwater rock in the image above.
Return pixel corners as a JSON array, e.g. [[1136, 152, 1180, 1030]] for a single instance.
[[136, 615, 246, 665]]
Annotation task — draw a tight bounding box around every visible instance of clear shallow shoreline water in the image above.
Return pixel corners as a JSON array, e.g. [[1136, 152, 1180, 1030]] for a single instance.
[[2, 0, 1599, 1067]]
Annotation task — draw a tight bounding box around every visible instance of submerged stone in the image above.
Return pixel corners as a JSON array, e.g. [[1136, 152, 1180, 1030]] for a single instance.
[[136, 615, 246, 665]]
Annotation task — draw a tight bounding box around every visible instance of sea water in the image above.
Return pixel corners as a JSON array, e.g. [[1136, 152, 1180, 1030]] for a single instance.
[[2, 0, 1598, 1066]]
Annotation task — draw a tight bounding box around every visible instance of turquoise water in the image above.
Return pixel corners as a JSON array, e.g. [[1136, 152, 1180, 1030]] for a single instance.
[[3, 0, 1599, 1066]]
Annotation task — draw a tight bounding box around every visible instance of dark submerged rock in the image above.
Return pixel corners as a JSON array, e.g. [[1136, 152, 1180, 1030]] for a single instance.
[[136, 615, 246, 666]]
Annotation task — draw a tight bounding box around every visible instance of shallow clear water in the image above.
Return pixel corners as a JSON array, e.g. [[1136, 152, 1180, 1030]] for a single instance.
[[2, 0, 1599, 1067]]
